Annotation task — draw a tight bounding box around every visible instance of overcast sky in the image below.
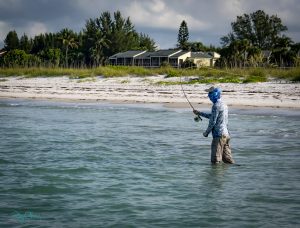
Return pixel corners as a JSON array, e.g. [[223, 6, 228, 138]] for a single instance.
[[1, 0, 299, 49]]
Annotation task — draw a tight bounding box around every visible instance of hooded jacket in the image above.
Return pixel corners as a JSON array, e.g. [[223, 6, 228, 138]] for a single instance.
[[199, 89, 230, 138]]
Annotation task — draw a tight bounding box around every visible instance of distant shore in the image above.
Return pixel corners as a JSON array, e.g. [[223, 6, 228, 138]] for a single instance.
[[0, 76, 299, 109]]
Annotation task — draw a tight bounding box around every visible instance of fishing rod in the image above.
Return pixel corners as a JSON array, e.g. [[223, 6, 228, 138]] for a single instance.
[[179, 75, 202, 122]]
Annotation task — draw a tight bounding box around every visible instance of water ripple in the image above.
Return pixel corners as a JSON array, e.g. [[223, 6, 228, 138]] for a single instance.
[[0, 99, 299, 227]]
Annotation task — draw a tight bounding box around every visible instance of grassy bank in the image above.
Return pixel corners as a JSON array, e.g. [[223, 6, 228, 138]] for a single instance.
[[0, 66, 299, 83]]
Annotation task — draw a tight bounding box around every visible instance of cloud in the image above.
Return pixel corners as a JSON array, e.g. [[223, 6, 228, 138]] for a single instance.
[[26, 22, 48, 37], [0, 0, 299, 49], [0, 21, 10, 45], [124, 0, 210, 31]]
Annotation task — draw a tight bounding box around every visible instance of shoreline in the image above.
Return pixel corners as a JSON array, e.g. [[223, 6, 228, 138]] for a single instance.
[[2, 97, 300, 119], [0, 76, 299, 110], [1, 96, 300, 111]]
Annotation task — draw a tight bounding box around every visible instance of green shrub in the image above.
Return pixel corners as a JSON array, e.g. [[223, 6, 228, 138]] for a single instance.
[[3, 49, 29, 67], [243, 75, 267, 83], [181, 59, 196, 68], [38, 48, 61, 67], [249, 68, 266, 77], [291, 74, 300, 82], [160, 61, 171, 67], [166, 70, 179, 77]]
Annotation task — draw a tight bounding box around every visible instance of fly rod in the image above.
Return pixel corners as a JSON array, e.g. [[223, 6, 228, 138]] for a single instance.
[[179, 75, 202, 122]]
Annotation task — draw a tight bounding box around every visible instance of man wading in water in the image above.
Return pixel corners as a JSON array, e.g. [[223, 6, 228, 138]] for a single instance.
[[193, 86, 235, 164]]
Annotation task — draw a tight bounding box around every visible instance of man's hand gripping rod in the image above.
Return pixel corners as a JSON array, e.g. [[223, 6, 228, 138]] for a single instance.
[[179, 76, 202, 122]]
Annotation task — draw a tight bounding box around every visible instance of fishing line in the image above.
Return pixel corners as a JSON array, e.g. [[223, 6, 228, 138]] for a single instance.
[[179, 75, 202, 122]]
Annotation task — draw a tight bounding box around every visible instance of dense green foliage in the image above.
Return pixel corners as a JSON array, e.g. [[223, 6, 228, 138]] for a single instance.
[[0, 11, 156, 68], [219, 10, 300, 68], [221, 10, 288, 49], [1, 50, 41, 67]]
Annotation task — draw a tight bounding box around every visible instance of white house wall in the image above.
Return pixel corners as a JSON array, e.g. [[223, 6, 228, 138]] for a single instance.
[[169, 52, 191, 67], [178, 52, 191, 64], [192, 58, 211, 67]]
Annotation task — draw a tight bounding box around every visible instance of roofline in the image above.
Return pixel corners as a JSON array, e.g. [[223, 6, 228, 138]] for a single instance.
[[150, 49, 182, 58], [168, 50, 183, 57], [108, 52, 121, 59], [109, 50, 147, 59], [169, 51, 191, 58], [133, 50, 147, 57]]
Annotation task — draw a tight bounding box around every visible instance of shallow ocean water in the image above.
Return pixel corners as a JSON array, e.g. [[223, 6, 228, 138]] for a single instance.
[[0, 99, 299, 227]]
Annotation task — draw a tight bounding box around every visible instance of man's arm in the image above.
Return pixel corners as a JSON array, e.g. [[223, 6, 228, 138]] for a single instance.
[[193, 110, 211, 119], [204, 105, 219, 136]]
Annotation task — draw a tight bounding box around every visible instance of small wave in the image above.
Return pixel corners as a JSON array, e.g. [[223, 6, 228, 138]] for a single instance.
[[246, 194, 296, 204], [9, 103, 21, 106], [0, 102, 22, 107], [12, 185, 76, 194], [59, 167, 91, 174], [0, 158, 15, 164], [42, 175, 93, 184], [257, 129, 268, 134], [29, 167, 91, 174]]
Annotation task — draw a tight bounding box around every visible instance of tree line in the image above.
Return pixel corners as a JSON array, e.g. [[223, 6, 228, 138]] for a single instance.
[[1, 10, 300, 68], [0, 11, 156, 68], [177, 10, 300, 68]]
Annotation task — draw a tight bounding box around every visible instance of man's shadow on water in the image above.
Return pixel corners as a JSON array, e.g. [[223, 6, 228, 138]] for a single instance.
[[194, 164, 234, 222], [202, 163, 229, 190]]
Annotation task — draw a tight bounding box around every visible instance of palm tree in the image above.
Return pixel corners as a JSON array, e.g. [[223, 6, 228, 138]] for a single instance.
[[239, 39, 250, 67], [272, 36, 293, 67], [90, 31, 110, 67], [58, 29, 78, 67], [229, 39, 250, 67], [247, 47, 262, 67]]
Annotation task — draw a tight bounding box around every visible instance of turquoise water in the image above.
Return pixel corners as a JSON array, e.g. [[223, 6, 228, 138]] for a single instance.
[[0, 99, 299, 227]]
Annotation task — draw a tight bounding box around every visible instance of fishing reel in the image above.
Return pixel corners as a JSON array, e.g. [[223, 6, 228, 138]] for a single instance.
[[194, 114, 202, 122]]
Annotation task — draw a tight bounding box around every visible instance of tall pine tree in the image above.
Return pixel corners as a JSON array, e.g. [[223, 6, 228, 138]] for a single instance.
[[177, 20, 189, 50], [19, 34, 32, 53], [4, 30, 19, 51]]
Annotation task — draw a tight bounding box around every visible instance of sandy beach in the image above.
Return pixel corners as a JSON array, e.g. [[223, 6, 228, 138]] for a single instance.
[[0, 75, 299, 109]]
